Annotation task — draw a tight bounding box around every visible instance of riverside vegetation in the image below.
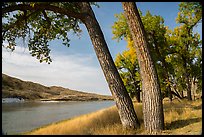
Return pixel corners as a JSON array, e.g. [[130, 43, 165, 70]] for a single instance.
[[24, 98, 202, 135]]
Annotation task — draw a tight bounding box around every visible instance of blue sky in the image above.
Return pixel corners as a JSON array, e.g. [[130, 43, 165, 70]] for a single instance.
[[2, 2, 202, 96]]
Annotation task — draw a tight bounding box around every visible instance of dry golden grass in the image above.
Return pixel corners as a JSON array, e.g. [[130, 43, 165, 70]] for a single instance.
[[25, 105, 121, 135], [25, 99, 202, 135], [162, 99, 202, 135]]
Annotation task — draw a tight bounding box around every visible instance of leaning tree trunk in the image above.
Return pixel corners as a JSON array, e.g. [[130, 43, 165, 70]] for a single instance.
[[122, 2, 164, 134], [79, 2, 140, 129]]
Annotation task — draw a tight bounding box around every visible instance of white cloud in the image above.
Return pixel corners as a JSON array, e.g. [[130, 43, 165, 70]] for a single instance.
[[2, 46, 111, 95]]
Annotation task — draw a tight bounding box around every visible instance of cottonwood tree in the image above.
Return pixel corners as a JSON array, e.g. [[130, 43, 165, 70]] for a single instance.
[[2, 2, 140, 129], [141, 11, 173, 101], [122, 2, 164, 134], [165, 26, 202, 100], [176, 2, 202, 101], [114, 38, 141, 102], [165, 2, 202, 101], [112, 11, 178, 102]]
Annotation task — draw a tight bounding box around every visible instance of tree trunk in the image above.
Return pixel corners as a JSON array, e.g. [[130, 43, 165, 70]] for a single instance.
[[181, 55, 192, 101], [192, 77, 196, 100], [186, 75, 192, 100], [167, 85, 172, 101], [171, 91, 182, 100], [122, 2, 164, 134], [131, 71, 141, 103], [134, 80, 141, 103], [172, 86, 183, 99], [135, 89, 141, 103], [79, 2, 140, 129], [181, 90, 184, 98]]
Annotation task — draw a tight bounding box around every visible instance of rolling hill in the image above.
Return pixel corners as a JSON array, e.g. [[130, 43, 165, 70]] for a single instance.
[[2, 73, 113, 101]]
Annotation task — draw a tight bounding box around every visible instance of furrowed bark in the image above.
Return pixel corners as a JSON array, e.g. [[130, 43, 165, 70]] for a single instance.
[[80, 2, 140, 129], [122, 2, 164, 134]]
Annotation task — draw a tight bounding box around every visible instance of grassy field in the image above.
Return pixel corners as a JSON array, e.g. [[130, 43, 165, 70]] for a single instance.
[[24, 98, 202, 135]]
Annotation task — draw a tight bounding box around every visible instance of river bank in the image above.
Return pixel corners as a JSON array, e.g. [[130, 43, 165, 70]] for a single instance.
[[25, 99, 202, 135]]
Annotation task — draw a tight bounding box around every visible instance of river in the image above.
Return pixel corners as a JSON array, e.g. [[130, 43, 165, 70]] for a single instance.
[[2, 99, 115, 135]]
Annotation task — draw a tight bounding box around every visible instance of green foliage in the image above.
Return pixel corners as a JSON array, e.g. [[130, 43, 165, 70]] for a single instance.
[[112, 11, 171, 97], [2, 2, 98, 64], [113, 2, 202, 98], [114, 39, 141, 96], [112, 13, 130, 42], [166, 2, 202, 94], [112, 9, 142, 42], [176, 2, 202, 26]]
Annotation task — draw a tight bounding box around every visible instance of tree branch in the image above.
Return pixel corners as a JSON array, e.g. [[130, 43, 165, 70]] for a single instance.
[[2, 3, 85, 21], [188, 18, 202, 34], [42, 10, 51, 26], [171, 90, 182, 99], [2, 10, 39, 34]]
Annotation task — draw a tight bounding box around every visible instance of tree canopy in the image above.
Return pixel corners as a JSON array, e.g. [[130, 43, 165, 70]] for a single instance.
[[2, 2, 99, 64], [112, 10, 171, 99], [112, 2, 202, 100]]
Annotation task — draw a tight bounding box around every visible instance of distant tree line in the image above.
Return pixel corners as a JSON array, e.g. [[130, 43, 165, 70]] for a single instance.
[[113, 2, 202, 102]]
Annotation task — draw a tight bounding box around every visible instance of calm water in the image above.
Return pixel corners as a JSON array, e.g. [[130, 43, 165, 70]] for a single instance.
[[2, 100, 115, 135]]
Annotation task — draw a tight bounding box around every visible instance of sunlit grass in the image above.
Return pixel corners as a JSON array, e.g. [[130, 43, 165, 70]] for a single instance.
[[162, 99, 202, 135], [25, 105, 121, 135], [25, 99, 202, 135]]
